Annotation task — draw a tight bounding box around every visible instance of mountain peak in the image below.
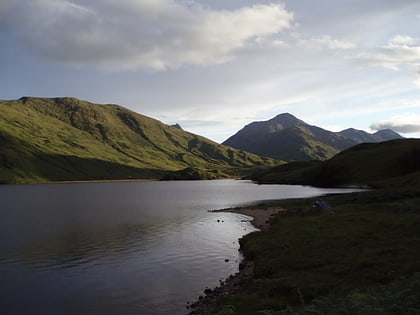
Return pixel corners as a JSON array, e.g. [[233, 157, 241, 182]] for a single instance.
[[374, 129, 403, 139], [223, 113, 404, 161], [269, 113, 303, 127], [272, 112, 298, 120]]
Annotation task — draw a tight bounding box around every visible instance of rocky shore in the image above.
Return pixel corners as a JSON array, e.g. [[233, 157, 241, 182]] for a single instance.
[[186, 207, 284, 315]]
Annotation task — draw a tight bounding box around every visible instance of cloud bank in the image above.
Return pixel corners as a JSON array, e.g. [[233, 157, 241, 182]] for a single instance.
[[1, 0, 293, 70], [371, 114, 420, 134]]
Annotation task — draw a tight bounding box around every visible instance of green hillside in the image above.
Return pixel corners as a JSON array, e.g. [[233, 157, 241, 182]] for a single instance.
[[0, 97, 278, 184], [252, 139, 420, 188]]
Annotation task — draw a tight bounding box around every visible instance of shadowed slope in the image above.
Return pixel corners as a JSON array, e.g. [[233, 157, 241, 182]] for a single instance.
[[252, 139, 420, 188]]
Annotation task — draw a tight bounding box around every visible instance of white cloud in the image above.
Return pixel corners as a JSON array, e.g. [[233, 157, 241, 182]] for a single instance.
[[390, 35, 420, 45], [354, 35, 420, 88], [370, 114, 420, 134], [298, 35, 355, 50], [2, 0, 294, 70], [355, 35, 420, 71]]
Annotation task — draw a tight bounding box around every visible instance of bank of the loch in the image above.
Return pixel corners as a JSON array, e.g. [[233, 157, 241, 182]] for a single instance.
[[187, 207, 284, 314], [188, 189, 420, 315]]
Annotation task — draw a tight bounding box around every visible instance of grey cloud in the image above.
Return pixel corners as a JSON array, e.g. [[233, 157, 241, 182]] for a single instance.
[[371, 121, 420, 133], [3, 0, 294, 70]]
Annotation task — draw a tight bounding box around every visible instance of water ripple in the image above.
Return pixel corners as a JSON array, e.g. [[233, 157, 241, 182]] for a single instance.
[[0, 181, 357, 315]]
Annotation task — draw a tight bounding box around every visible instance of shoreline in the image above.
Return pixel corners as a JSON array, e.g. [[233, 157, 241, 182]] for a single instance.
[[210, 207, 285, 230], [187, 206, 284, 314]]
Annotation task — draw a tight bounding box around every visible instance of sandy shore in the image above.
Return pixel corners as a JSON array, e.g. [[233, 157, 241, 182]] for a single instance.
[[210, 207, 285, 230], [186, 206, 285, 314]]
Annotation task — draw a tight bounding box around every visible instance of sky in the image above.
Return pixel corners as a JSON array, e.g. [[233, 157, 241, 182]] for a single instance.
[[1, 0, 420, 143]]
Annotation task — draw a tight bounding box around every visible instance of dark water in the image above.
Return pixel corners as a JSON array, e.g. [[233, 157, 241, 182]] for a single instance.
[[0, 180, 359, 314]]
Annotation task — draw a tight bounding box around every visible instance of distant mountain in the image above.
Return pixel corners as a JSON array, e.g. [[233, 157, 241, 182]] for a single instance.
[[0, 97, 277, 184], [223, 113, 403, 161], [251, 138, 420, 188], [338, 128, 402, 143]]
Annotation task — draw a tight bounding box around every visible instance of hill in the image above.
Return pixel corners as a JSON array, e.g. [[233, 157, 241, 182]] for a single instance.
[[0, 97, 278, 184], [251, 138, 420, 188], [223, 113, 402, 161]]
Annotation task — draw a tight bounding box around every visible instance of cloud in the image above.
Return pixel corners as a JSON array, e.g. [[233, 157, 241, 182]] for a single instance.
[[353, 34, 420, 88], [298, 35, 355, 50], [370, 114, 420, 133], [390, 35, 420, 45], [2, 0, 294, 70], [355, 35, 420, 71]]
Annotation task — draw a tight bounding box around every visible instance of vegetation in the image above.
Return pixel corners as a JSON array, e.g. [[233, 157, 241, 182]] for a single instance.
[[0, 97, 279, 183], [252, 139, 420, 188], [210, 188, 420, 314], [273, 273, 420, 314]]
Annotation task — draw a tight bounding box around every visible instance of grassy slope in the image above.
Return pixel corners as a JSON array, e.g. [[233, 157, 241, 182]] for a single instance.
[[0, 97, 278, 183], [252, 139, 420, 188]]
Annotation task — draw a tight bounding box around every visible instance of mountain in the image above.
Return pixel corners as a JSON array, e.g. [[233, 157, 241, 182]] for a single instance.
[[0, 97, 277, 184], [252, 138, 420, 188], [223, 113, 403, 161], [338, 128, 402, 143]]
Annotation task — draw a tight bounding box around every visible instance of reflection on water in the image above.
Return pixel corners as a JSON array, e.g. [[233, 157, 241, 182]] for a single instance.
[[8, 224, 151, 268], [0, 180, 359, 314]]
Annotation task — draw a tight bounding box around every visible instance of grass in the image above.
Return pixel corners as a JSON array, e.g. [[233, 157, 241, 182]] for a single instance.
[[259, 273, 420, 315], [0, 97, 279, 183], [210, 188, 420, 314]]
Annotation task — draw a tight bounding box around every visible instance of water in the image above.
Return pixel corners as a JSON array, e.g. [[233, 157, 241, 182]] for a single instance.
[[0, 180, 358, 314]]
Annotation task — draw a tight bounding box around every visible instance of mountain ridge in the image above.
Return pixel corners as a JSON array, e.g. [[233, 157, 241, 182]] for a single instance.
[[0, 97, 278, 183], [223, 113, 403, 161]]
